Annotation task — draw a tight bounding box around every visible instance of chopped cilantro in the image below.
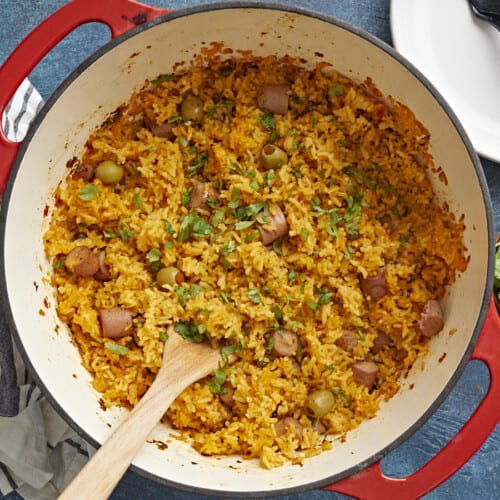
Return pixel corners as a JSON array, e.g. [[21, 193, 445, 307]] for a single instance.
[[190, 283, 204, 298], [222, 240, 236, 255], [146, 248, 162, 271], [344, 246, 355, 260], [222, 257, 233, 271], [234, 220, 255, 231], [329, 84, 344, 97], [54, 258, 65, 270], [271, 305, 284, 322], [258, 111, 277, 143], [162, 219, 175, 236], [247, 289, 261, 304], [228, 189, 241, 209], [308, 298, 320, 311], [187, 151, 209, 177], [104, 342, 129, 356], [151, 73, 176, 85], [317, 287, 333, 305], [235, 202, 268, 221], [181, 190, 191, 206], [272, 237, 283, 255], [175, 285, 190, 305], [78, 184, 101, 201], [244, 232, 259, 243], [133, 193, 145, 211], [117, 217, 134, 243], [175, 283, 204, 305], [177, 211, 213, 242], [221, 343, 243, 364], [174, 321, 205, 343], [206, 369, 227, 394], [211, 209, 225, 227], [331, 388, 349, 406], [400, 232, 412, 246], [220, 290, 232, 303]]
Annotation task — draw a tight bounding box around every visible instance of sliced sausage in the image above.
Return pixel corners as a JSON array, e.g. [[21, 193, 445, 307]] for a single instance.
[[71, 161, 95, 182], [340, 329, 358, 352], [270, 329, 298, 357], [378, 214, 394, 233], [371, 331, 391, 354], [189, 181, 218, 211], [219, 382, 235, 407], [257, 203, 289, 246], [257, 85, 289, 115], [275, 417, 303, 440], [99, 307, 133, 339], [143, 115, 176, 139], [360, 268, 388, 299], [352, 361, 379, 389], [65, 246, 99, 278], [418, 300, 444, 337], [94, 250, 111, 281], [149, 121, 175, 139]]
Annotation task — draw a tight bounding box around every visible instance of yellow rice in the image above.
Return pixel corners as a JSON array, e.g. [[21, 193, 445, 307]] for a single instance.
[[43, 51, 468, 469]]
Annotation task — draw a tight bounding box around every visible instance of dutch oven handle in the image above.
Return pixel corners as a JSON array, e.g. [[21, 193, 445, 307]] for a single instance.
[[326, 296, 500, 499], [2, 2, 499, 498], [0, 0, 168, 195]]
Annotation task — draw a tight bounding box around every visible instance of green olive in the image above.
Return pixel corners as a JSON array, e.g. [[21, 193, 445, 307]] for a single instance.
[[95, 160, 124, 185], [307, 389, 334, 418], [180, 93, 204, 123], [156, 266, 184, 287], [260, 145, 288, 170]]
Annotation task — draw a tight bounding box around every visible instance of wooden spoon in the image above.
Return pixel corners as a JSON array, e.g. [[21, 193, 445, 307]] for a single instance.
[[59, 329, 224, 500]]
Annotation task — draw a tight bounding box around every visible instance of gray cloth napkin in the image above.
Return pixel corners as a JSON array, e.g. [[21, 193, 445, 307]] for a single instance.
[[0, 80, 90, 499]]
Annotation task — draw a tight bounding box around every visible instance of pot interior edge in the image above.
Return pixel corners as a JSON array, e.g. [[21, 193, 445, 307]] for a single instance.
[[1, 4, 493, 495]]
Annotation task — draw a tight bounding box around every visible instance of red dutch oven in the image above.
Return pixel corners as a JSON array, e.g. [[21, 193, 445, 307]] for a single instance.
[[1, 1, 499, 498]]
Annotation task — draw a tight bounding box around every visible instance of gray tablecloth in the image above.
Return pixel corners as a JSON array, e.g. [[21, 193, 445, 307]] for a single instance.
[[0, 80, 92, 499]]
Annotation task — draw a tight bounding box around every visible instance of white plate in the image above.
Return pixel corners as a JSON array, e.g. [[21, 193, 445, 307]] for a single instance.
[[390, 0, 500, 162]]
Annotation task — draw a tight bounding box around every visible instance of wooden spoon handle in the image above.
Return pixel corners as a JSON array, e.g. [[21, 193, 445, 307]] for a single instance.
[[59, 379, 176, 499], [59, 333, 222, 500]]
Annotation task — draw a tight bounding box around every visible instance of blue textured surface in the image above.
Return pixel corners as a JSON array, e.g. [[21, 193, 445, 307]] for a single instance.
[[1, 1, 499, 499]]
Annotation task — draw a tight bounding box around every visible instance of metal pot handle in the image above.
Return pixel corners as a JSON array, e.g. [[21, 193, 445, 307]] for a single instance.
[[0, 0, 168, 194], [326, 296, 500, 499]]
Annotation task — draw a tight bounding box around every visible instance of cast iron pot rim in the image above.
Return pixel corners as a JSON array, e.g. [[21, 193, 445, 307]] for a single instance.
[[0, 2, 495, 496]]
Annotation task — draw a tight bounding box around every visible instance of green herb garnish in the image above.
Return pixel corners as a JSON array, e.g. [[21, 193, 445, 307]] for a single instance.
[[207, 369, 227, 394], [104, 342, 129, 356], [247, 288, 261, 304], [146, 248, 162, 271], [151, 73, 176, 85], [329, 84, 344, 97], [132, 193, 145, 211], [187, 151, 209, 177], [177, 211, 213, 242], [331, 388, 349, 406], [78, 184, 101, 201], [174, 321, 206, 343]]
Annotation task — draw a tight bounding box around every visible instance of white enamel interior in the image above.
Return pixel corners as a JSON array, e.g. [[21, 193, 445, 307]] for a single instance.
[[2, 6, 490, 495]]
